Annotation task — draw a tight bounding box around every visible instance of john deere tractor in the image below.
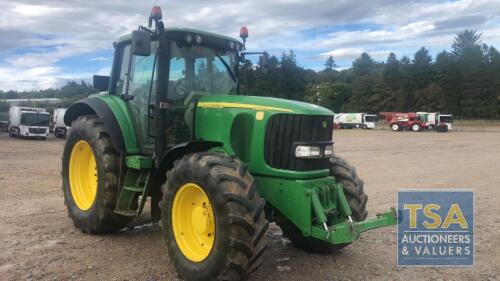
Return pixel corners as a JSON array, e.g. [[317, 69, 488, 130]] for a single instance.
[[62, 6, 397, 281]]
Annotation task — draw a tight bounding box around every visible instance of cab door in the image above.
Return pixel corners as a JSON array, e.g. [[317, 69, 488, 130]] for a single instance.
[[124, 42, 158, 153]]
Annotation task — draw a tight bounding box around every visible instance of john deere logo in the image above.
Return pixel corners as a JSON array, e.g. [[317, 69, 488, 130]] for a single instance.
[[322, 121, 328, 128]]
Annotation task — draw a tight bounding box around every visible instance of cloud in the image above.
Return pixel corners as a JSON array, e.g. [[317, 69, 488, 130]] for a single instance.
[[90, 57, 108, 62], [12, 4, 66, 17], [321, 48, 364, 59], [318, 48, 392, 62], [0, 66, 61, 90], [0, 0, 500, 90]]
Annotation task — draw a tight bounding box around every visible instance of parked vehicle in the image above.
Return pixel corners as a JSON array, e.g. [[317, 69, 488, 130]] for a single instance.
[[334, 113, 377, 129], [53, 108, 68, 138], [416, 112, 439, 130], [379, 112, 427, 132], [60, 6, 397, 281], [439, 114, 453, 130], [0, 112, 8, 132], [8, 106, 50, 139], [417, 112, 453, 130], [380, 112, 453, 132], [416, 112, 453, 130]]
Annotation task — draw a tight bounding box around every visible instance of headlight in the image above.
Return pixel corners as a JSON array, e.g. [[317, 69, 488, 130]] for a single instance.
[[295, 145, 321, 158], [185, 34, 193, 43], [324, 144, 333, 156]]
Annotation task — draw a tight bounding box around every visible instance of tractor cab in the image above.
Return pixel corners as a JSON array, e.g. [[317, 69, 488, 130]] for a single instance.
[[94, 7, 267, 154]]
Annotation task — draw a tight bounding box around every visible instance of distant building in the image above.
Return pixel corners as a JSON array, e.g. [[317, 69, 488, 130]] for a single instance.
[[2, 98, 62, 105]]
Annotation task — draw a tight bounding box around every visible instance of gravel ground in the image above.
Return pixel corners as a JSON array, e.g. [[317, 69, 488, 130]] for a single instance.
[[0, 130, 499, 281]]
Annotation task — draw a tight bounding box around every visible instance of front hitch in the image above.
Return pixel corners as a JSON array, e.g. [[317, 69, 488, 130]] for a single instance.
[[310, 207, 398, 244]]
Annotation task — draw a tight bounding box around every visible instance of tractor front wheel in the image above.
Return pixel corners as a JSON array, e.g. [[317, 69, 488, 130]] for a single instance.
[[62, 115, 132, 234], [278, 155, 368, 254], [161, 153, 268, 281]]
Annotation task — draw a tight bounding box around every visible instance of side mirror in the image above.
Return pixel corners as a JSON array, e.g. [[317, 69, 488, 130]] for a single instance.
[[131, 30, 151, 56], [93, 75, 110, 91], [259, 53, 269, 74]]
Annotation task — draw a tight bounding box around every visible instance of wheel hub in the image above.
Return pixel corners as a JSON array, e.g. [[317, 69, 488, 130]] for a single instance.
[[69, 140, 97, 211], [192, 205, 210, 235], [172, 183, 215, 262]]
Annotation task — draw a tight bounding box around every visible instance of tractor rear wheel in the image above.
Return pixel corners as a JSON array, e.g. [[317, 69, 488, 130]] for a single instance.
[[278, 155, 368, 254], [391, 123, 400, 131], [161, 152, 268, 281], [62, 115, 132, 234]]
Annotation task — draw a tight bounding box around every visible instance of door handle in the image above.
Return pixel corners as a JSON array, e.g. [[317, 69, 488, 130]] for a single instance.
[[148, 104, 155, 119]]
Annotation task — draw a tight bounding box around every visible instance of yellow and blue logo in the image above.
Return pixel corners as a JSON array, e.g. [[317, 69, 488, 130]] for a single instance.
[[397, 190, 474, 266]]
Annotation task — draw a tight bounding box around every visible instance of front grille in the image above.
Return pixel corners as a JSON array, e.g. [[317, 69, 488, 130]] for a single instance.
[[264, 114, 333, 171], [28, 128, 46, 134]]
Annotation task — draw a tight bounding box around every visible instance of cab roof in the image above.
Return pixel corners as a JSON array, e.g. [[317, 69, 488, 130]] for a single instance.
[[116, 27, 242, 46]]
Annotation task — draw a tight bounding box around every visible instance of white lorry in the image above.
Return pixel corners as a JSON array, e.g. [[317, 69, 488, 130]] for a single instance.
[[439, 114, 453, 130], [53, 108, 68, 138], [8, 106, 50, 139], [334, 113, 378, 129]]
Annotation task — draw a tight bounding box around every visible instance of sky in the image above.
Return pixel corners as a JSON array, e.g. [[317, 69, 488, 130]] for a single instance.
[[0, 0, 499, 91]]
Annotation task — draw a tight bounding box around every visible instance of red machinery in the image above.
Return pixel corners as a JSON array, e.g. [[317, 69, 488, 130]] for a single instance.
[[379, 112, 428, 132]]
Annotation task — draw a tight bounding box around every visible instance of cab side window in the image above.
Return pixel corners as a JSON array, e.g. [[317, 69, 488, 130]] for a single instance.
[[116, 44, 131, 95], [128, 51, 157, 98]]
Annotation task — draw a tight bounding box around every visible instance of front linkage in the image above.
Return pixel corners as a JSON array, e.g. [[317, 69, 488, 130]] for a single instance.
[[257, 175, 398, 246]]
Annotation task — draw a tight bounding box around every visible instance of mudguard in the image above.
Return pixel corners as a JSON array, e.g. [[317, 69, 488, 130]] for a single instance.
[[64, 95, 140, 154]]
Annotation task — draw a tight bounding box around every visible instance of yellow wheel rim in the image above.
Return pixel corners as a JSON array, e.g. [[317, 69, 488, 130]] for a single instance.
[[172, 183, 215, 262], [69, 140, 98, 211]]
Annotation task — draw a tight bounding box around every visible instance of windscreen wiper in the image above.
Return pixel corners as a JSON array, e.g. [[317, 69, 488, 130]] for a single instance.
[[216, 55, 236, 83]]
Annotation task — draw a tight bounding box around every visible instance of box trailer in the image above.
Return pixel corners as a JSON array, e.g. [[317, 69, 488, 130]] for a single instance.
[[53, 108, 68, 138], [8, 106, 50, 139], [334, 113, 377, 129]]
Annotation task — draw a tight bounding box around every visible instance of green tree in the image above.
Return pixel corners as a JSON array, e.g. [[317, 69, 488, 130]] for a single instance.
[[434, 51, 462, 114], [383, 52, 401, 90], [352, 53, 376, 77], [4, 91, 19, 99], [411, 47, 433, 89], [277, 50, 307, 101], [324, 56, 337, 70], [347, 73, 392, 112], [450, 30, 493, 118], [452, 30, 482, 57], [304, 82, 352, 112]]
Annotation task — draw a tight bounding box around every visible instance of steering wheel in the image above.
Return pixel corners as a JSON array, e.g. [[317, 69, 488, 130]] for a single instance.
[[174, 77, 202, 97]]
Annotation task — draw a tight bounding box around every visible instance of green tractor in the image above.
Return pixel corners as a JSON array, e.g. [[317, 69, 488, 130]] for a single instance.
[[62, 6, 397, 281]]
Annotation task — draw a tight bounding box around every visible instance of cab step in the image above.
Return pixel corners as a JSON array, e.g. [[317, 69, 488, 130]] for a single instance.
[[114, 155, 153, 217]]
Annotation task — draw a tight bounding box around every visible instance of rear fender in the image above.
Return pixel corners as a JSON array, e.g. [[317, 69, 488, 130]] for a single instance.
[[64, 95, 139, 154]]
